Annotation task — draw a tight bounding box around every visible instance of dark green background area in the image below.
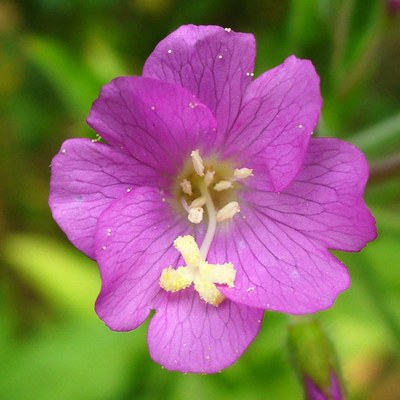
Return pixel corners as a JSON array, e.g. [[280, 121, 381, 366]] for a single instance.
[[1, 0, 399, 399]]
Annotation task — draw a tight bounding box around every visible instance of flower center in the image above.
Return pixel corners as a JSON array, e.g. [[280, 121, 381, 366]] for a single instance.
[[159, 149, 253, 306]]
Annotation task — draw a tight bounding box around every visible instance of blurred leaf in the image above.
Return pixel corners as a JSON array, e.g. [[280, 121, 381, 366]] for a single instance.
[[350, 112, 400, 156], [286, 0, 321, 52], [330, 0, 356, 79], [366, 180, 400, 209], [0, 319, 146, 400], [326, 210, 400, 359], [0, 282, 16, 353], [332, 0, 384, 96], [85, 26, 130, 82], [371, 207, 400, 234], [3, 234, 99, 317], [21, 35, 103, 118]]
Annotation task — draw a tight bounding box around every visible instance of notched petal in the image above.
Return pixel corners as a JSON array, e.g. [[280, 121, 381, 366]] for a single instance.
[[214, 138, 375, 313], [94, 186, 188, 331], [147, 290, 263, 373], [210, 209, 350, 313], [49, 138, 162, 259], [244, 137, 377, 252], [143, 24, 256, 138], [87, 76, 217, 176], [226, 56, 322, 192]]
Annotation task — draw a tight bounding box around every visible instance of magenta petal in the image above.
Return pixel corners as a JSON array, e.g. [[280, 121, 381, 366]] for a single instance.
[[87, 76, 217, 175], [147, 288, 263, 373], [94, 186, 188, 331], [225, 56, 322, 192], [212, 217, 349, 313], [214, 138, 376, 313], [143, 24, 256, 137], [244, 137, 377, 252], [49, 139, 162, 258]]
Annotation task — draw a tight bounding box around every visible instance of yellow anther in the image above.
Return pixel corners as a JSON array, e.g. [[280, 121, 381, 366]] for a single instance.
[[160, 266, 193, 292]]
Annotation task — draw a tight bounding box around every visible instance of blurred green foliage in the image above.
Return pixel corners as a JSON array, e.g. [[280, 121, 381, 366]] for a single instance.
[[1, 0, 400, 399]]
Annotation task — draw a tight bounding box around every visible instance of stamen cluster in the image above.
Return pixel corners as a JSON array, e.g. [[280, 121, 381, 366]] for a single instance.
[[159, 149, 253, 306], [179, 149, 252, 226]]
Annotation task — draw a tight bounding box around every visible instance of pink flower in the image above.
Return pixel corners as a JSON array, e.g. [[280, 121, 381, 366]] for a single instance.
[[49, 25, 376, 373]]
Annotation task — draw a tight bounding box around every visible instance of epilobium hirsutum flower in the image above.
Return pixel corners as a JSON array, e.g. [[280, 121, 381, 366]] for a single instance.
[[49, 25, 376, 373]]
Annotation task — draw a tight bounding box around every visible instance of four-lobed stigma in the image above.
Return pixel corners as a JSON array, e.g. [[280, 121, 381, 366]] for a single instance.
[[160, 235, 236, 306]]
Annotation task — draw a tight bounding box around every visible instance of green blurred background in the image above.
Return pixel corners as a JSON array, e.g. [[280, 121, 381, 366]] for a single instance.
[[1, 0, 400, 399]]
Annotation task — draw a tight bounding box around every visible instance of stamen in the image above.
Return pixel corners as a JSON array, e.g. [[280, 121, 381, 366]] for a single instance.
[[162, 151, 253, 305], [184, 197, 206, 225], [190, 196, 206, 208], [213, 180, 233, 191], [188, 207, 204, 224], [190, 150, 205, 177], [204, 170, 215, 187], [216, 201, 240, 222], [233, 168, 253, 180], [180, 178, 193, 195]]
